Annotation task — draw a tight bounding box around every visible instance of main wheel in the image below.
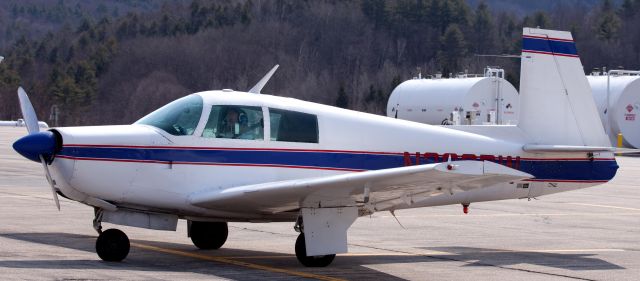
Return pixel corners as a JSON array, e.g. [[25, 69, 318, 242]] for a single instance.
[[96, 228, 130, 262], [190, 221, 228, 250], [294, 233, 335, 267]]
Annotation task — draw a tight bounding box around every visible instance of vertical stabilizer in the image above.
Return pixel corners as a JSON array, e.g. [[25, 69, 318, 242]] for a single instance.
[[518, 28, 610, 146]]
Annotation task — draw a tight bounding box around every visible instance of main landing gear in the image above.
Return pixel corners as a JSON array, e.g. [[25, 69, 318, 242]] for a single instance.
[[93, 209, 130, 262], [293, 217, 335, 267], [295, 233, 335, 267], [189, 221, 228, 250]]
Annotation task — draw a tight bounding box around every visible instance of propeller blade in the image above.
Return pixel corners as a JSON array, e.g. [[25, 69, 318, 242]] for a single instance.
[[40, 155, 60, 210], [17, 87, 40, 134], [17, 87, 60, 210]]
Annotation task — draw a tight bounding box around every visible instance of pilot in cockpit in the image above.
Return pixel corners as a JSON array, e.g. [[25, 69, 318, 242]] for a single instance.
[[218, 107, 247, 138]]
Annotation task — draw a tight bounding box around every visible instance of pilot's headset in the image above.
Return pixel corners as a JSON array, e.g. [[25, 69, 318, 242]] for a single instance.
[[238, 112, 248, 126], [222, 107, 246, 134]]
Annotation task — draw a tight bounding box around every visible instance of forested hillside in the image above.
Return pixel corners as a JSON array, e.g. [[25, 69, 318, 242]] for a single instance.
[[466, 0, 612, 15], [0, 0, 638, 126]]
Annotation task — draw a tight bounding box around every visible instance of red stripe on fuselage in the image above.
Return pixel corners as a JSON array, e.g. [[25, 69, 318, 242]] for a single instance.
[[63, 144, 403, 155], [62, 144, 613, 161]]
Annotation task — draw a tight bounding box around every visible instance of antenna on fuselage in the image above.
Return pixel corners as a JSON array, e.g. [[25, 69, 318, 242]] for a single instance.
[[248, 64, 279, 94]]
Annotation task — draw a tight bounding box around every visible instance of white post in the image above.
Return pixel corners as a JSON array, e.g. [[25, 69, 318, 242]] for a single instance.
[[484, 67, 506, 124]]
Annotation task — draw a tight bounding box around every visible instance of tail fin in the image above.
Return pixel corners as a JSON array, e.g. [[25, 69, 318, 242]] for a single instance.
[[518, 28, 610, 147]]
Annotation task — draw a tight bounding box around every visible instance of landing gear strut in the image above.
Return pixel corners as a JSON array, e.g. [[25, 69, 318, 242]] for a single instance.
[[294, 233, 335, 267], [93, 208, 103, 234], [189, 221, 228, 250], [93, 208, 130, 262]]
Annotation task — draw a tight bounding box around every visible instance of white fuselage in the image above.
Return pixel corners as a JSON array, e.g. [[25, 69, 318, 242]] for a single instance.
[[46, 91, 618, 221]]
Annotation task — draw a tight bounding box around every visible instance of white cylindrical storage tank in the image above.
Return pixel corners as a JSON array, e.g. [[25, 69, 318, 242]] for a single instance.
[[387, 77, 519, 125], [587, 75, 640, 148]]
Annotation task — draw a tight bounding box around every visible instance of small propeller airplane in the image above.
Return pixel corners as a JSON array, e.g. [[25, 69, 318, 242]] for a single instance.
[[11, 28, 623, 267]]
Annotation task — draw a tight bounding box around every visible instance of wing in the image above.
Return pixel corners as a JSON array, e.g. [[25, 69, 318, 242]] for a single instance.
[[189, 160, 532, 214]]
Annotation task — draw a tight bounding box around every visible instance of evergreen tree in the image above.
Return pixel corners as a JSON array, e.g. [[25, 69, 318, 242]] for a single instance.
[[77, 18, 93, 33], [596, 0, 621, 41], [35, 42, 47, 60], [65, 45, 75, 63], [365, 84, 376, 103], [533, 12, 550, 28], [159, 14, 173, 36], [390, 76, 402, 93], [472, 2, 496, 54], [48, 47, 59, 64], [336, 85, 349, 109], [620, 0, 639, 18], [438, 24, 467, 73], [361, 0, 387, 28], [74, 60, 97, 104]]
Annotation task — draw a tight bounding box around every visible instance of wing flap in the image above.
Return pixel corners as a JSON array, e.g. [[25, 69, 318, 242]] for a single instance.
[[189, 161, 532, 214]]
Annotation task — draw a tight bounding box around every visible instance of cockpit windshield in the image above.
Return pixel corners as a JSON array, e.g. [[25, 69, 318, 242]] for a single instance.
[[135, 94, 203, 136]]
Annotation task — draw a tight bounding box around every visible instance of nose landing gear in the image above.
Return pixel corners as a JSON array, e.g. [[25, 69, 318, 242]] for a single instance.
[[93, 208, 130, 262], [96, 228, 130, 262]]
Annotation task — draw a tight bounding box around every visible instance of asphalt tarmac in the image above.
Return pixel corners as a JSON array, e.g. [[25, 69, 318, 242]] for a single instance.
[[1, 126, 639, 280]]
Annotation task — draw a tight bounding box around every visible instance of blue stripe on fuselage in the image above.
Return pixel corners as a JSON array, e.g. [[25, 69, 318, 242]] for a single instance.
[[59, 146, 404, 170], [522, 37, 577, 56], [58, 147, 618, 182]]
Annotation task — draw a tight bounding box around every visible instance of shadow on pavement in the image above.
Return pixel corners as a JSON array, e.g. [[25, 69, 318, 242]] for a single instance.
[[418, 246, 624, 271], [0, 232, 406, 280], [0, 232, 624, 280]]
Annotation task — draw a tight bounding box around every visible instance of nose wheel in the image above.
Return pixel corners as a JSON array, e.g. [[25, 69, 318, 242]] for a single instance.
[[294, 233, 335, 267], [96, 228, 130, 262]]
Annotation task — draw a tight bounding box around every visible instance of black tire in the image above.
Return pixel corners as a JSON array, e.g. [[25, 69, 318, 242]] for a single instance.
[[190, 221, 228, 250], [294, 233, 335, 267], [96, 228, 130, 262]]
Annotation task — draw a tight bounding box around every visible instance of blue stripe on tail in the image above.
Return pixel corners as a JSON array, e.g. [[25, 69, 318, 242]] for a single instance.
[[522, 37, 578, 56]]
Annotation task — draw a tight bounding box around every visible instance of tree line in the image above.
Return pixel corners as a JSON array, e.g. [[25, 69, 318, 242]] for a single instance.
[[0, 0, 638, 126]]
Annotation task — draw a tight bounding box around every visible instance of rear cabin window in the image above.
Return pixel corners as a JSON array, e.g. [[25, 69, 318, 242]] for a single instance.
[[269, 108, 318, 143], [202, 105, 264, 140]]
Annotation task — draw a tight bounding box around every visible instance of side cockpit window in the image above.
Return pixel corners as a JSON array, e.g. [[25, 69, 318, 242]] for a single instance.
[[269, 108, 318, 143], [135, 94, 203, 136], [202, 105, 264, 140]]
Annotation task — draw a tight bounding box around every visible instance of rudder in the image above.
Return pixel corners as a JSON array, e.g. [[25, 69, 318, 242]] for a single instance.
[[518, 27, 610, 147]]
